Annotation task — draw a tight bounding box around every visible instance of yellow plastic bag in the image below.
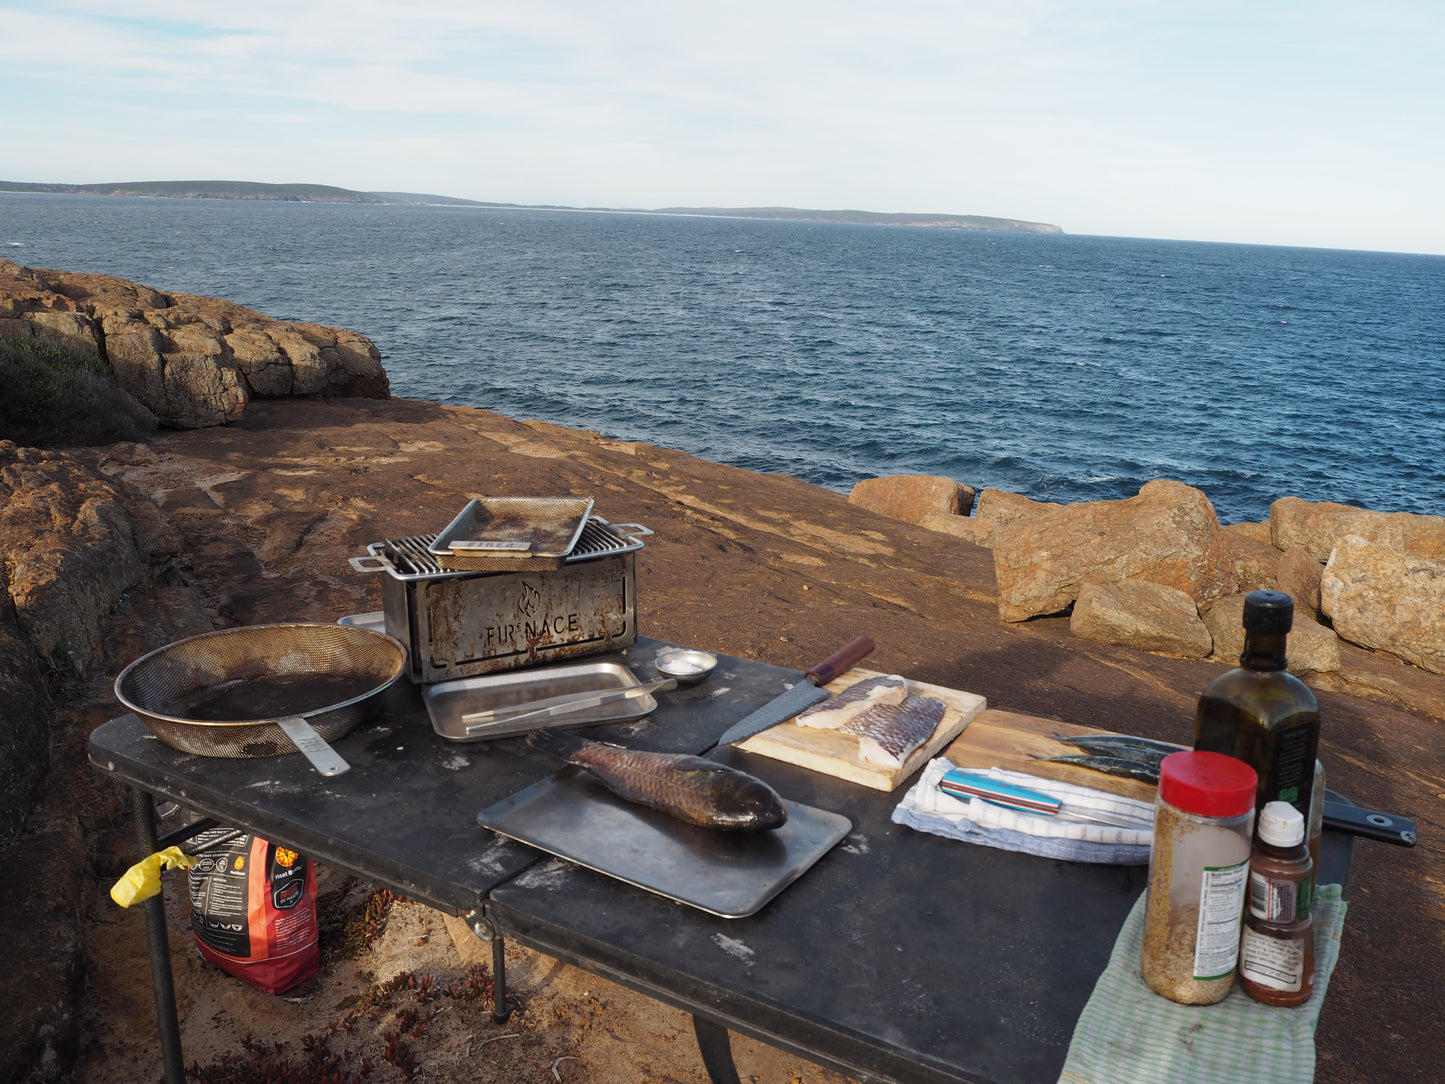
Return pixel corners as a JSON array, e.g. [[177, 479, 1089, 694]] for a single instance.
[[110, 846, 199, 908]]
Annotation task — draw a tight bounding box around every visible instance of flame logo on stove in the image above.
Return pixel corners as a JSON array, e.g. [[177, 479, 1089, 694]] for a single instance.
[[516, 580, 542, 617]]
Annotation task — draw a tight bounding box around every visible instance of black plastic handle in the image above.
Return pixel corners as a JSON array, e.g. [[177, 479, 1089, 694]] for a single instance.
[[1322, 801, 1416, 846]]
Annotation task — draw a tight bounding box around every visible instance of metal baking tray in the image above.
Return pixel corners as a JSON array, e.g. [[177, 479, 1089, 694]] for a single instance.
[[338, 611, 386, 632], [422, 661, 658, 742], [478, 774, 853, 918], [355, 520, 650, 583], [429, 497, 595, 572]]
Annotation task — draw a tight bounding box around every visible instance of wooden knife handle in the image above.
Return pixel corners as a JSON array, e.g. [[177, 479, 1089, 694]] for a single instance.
[[806, 636, 875, 686]]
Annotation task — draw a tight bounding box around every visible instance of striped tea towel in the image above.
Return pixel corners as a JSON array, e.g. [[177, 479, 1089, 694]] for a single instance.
[[891, 758, 1154, 864], [1059, 884, 1348, 1084]]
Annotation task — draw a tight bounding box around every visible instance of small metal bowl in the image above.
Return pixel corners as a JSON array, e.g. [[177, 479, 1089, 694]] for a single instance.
[[654, 648, 718, 685]]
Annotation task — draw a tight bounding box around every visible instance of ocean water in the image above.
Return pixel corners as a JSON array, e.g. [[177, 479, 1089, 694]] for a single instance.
[[4, 193, 1442, 524]]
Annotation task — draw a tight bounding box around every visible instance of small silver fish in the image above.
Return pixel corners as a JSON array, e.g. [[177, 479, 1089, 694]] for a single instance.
[[1030, 753, 1162, 785], [1048, 732, 1186, 768], [528, 727, 788, 831]]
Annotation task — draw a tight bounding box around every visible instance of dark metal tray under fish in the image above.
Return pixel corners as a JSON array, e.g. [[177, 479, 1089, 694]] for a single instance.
[[430, 497, 595, 572], [477, 772, 853, 918], [423, 662, 658, 742]]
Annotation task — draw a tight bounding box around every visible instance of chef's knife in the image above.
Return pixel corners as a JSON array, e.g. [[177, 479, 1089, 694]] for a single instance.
[[714, 636, 875, 747]]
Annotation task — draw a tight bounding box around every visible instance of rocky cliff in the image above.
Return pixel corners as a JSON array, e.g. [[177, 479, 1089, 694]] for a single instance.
[[1, 259, 388, 428], [0, 273, 1440, 1083]]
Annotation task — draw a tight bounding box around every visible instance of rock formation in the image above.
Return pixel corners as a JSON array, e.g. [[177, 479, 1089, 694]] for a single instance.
[[887, 472, 1445, 680], [1271, 495, 1445, 563], [989, 479, 1235, 624], [848, 473, 975, 524], [0, 259, 389, 427], [0, 442, 179, 678], [1070, 579, 1213, 659], [1323, 537, 1445, 675]]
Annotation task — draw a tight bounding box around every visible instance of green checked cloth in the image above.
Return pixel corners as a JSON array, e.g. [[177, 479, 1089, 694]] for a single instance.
[[1060, 884, 1347, 1084]]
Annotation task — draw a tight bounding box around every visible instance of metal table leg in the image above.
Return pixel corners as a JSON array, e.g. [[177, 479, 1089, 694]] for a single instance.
[[465, 909, 512, 1024], [692, 1016, 742, 1084], [133, 789, 187, 1084], [492, 930, 510, 1024]]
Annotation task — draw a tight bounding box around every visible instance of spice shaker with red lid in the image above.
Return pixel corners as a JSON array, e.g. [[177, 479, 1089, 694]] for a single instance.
[[1141, 750, 1258, 1005]]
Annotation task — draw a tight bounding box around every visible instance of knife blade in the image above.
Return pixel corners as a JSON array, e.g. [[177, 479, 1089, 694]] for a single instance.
[[714, 636, 875, 747]]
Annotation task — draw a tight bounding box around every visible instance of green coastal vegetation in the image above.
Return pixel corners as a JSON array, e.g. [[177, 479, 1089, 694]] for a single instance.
[[0, 333, 157, 446], [0, 179, 1063, 232]]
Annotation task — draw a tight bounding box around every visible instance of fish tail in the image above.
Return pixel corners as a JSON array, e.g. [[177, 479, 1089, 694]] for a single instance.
[[527, 726, 588, 762]]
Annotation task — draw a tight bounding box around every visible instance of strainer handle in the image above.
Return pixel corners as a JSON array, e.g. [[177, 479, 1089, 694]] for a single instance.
[[275, 716, 351, 776]]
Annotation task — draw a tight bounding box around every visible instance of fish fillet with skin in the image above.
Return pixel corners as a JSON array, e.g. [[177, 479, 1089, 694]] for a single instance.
[[794, 674, 908, 729], [852, 696, 948, 769]]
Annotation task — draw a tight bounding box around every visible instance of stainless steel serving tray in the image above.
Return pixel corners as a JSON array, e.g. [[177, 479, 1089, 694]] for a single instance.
[[422, 661, 657, 742], [430, 497, 595, 572], [478, 776, 853, 918], [338, 611, 386, 633]]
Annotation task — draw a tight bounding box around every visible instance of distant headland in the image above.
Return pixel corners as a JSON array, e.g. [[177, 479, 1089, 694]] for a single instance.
[[0, 179, 1063, 234]]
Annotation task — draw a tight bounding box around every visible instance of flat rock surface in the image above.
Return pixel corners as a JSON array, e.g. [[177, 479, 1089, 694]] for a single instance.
[[61, 396, 1444, 1083]]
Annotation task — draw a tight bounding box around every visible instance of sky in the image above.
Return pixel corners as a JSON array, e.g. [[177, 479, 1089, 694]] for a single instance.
[[3, 1, 1443, 255]]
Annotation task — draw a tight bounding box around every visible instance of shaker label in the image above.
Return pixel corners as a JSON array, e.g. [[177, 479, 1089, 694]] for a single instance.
[[1240, 925, 1306, 992], [1192, 859, 1250, 981]]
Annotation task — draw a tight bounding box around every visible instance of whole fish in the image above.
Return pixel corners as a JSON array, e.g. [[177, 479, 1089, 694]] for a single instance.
[[528, 727, 788, 831], [1048, 732, 1186, 769], [1030, 753, 1162, 785]]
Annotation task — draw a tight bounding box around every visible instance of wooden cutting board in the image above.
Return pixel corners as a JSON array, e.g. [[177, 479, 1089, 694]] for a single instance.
[[941, 710, 1162, 803], [736, 668, 987, 791]]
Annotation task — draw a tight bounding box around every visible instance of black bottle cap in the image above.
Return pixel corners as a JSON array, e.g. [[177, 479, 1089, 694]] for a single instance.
[[1242, 590, 1294, 635]]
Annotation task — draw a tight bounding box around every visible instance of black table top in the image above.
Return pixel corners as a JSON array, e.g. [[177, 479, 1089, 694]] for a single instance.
[[486, 744, 1153, 1084], [88, 637, 764, 913], [89, 636, 1354, 1084]]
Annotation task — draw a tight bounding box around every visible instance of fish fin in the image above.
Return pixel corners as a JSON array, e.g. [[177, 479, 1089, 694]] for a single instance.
[[527, 726, 588, 761]]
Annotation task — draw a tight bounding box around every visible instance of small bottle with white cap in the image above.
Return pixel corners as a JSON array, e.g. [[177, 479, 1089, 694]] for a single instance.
[[1238, 800, 1316, 1006]]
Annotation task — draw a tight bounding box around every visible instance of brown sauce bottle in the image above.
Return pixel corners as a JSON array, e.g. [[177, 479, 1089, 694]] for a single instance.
[[1238, 801, 1315, 1006]]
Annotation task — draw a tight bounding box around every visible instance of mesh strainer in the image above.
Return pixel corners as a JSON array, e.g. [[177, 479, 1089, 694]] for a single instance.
[[114, 623, 407, 771]]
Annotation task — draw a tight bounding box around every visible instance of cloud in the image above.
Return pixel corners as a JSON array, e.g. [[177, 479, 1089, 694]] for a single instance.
[[3, 0, 1443, 252]]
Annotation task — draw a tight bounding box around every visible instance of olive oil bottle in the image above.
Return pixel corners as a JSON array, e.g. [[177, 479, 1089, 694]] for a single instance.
[[1193, 590, 1320, 829]]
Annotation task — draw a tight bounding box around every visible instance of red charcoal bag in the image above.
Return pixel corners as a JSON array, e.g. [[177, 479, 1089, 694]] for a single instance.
[[187, 828, 320, 995]]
